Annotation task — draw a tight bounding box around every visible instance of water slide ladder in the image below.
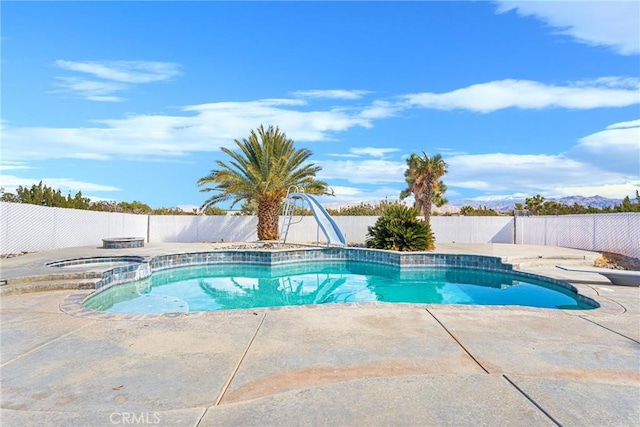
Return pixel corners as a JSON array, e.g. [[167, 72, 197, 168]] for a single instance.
[[280, 186, 347, 246]]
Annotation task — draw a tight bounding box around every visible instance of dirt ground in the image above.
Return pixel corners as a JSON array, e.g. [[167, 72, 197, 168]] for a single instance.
[[595, 252, 640, 271]]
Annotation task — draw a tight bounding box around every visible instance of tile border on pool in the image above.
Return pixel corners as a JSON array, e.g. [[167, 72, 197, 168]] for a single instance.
[[93, 248, 514, 292], [46, 255, 147, 268], [58, 247, 600, 318]]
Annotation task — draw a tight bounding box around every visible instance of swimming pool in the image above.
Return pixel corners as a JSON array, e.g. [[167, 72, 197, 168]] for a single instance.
[[84, 257, 597, 314]]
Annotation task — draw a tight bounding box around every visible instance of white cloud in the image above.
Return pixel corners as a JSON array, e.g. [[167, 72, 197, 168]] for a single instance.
[[437, 120, 640, 199], [55, 60, 181, 83], [292, 89, 371, 100], [606, 118, 640, 130], [54, 77, 126, 102], [317, 159, 406, 184], [567, 119, 640, 175], [53, 60, 181, 101], [327, 153, 360, 158], [403, 78, 640, 112], [359, 100, 403, 119], [1, 98, 378, 162], [348, 147, 401, 158], [316, 185, 404, 208], [494, 0, 640, 55], [446, 150, 639, 199], [0, 174, 121, 195], [0, 161, 32, 171], [316, 141, 638, 202]]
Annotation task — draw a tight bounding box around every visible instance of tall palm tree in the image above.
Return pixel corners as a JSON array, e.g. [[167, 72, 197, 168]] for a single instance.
[[197, 125, 329, 240], [399, 152, 448, 226]]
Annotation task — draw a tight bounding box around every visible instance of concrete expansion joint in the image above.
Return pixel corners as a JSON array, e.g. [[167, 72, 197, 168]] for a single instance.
[[579, 316, 640, 345], [424, 308, 490, 374], [0, 321, 95, 369], [502, 374, 563, 427], [213, 312, 267, 407]]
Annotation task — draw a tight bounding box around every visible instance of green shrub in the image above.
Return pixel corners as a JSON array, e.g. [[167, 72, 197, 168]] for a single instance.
[[365, 205, 434, 251]]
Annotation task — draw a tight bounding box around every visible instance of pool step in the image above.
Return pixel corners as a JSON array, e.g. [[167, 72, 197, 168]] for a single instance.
[[1, 271, 102, 286], [0, 275, 101, 296], [503, 254, 599, 269]]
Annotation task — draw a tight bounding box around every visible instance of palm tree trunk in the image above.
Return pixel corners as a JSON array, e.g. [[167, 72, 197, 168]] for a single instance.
[[422, 184, 434, 227], [257, 200, 280, 240]]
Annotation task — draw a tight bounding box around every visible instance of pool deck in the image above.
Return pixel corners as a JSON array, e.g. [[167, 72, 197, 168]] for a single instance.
[[1, 243, 638, 426]]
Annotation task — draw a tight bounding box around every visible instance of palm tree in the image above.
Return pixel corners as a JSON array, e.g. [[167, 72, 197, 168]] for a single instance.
[[197, 125, 329, 240], [399, 152, 448, 226], [432, 180, 448, 209]]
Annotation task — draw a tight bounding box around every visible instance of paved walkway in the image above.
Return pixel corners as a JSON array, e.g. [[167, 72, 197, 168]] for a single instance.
[[1, 243, 638, 426]]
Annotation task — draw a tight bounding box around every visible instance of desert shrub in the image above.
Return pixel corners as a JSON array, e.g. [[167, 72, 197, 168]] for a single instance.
[[365, 205, 434, 251]]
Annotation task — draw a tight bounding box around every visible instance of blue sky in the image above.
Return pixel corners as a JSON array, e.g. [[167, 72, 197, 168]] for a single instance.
[[2, 1, 639, 210]]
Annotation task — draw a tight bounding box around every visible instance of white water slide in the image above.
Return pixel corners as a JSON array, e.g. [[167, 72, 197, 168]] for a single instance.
[[282, 193, 347, 246]]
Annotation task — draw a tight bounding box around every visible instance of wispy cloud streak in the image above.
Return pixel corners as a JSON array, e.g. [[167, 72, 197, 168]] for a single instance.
[[403, 78, 640, 112], [53, 60, 181, 102], [292, 89, 371, 99]]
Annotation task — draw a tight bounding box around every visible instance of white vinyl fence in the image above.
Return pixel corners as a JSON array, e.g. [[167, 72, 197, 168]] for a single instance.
[[516, 213, 640, 259], [282, 216, 514, 245], [149, 215, 258, 243], [431, 216, 514, 244], [0, 202, 147, 254], [148, 216, 513, 245], [1, 202, 638, 258]]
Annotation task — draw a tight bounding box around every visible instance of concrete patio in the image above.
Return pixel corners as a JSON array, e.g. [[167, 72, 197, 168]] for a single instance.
[[1, 243, 638, 426]]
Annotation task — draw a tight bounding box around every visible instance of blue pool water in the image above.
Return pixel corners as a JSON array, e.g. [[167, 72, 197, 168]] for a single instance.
[[84, 261, 596, 313]]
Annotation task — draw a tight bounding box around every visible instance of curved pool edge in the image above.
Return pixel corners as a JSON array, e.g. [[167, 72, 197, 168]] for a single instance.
[[60, 292, 609, 321], [58, 247, 601, 317]]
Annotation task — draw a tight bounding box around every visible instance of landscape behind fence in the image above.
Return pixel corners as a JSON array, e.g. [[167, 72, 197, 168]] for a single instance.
[[1, 202, 638, 258]]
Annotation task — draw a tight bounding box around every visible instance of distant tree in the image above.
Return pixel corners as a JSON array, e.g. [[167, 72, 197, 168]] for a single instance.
[[235, 200, 258, 216], [0, 192, 20, 203], [89, 201, 119, 212], [4, 181, 92, 209], [201, 206, 228, 215], [460, 205, 474, 216], [524, 195, 546, 215], [2, 182, 234, 215], [116, 201, 153, 214], [460, 205, 500, 216], [327, 200, 404, 216], [612, 195, 640, 213]]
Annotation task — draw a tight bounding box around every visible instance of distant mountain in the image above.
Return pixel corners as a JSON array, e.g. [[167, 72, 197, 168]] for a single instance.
[[441, 195, 622, 213], [554, 195, 622, 209]]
